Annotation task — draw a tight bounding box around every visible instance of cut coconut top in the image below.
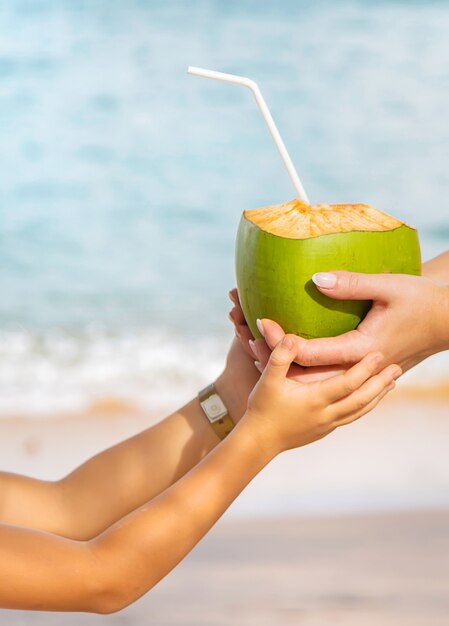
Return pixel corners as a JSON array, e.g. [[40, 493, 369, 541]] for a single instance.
[[244, 199, 404, 239]]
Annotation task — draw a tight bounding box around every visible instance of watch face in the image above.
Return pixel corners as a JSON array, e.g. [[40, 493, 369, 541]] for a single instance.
[[200, 393, 228, 422]]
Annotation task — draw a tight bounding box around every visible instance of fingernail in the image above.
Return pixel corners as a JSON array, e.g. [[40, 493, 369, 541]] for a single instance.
[[393, 368, 402, 380], [254, 361, 263, 373], [256, 319, 265, 337], [249, 339, 258, 357], [312, 272, 337, 289], [228, 291, 236, 304], [386, 382, 395, 391]]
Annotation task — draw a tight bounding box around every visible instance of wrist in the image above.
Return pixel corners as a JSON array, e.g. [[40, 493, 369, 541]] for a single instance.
[[231, 415, 279, 466], [237, 409, 283, 460], [436, 285, 449, 352], [422, 256, 449, 285], [214, 372, 248, 425], [421, 260, 434, 279]]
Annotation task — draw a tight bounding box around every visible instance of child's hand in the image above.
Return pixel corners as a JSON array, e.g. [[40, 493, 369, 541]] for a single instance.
[[242, 335, 401, 457]]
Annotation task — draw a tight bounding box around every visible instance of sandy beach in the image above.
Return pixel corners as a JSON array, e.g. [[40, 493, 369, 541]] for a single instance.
[[2, 391, 449, 517], [0, 394, 449, 624], [2, 511, 449, 625]]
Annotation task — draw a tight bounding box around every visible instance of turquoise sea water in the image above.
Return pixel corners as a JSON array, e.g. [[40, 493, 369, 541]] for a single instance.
[[0, 0, 448, 416]]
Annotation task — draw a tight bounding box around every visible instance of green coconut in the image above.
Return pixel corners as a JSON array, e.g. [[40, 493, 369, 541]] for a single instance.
[[235, 199, 421, 339]]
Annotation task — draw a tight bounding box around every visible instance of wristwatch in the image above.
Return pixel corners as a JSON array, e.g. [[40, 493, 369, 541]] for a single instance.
[[198, 383, 234, 440]]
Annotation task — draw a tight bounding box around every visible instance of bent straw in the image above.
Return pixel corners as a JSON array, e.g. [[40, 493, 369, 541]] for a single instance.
[[187, 66, 310, 204]]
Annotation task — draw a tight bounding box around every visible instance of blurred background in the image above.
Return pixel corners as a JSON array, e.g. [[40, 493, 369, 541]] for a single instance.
[[1, 1, 449, 624]]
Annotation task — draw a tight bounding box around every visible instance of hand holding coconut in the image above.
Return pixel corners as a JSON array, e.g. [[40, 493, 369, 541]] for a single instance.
[[257, 271, 449, 375], [242, 336, 401, 457], [229, 288, 347, 383]]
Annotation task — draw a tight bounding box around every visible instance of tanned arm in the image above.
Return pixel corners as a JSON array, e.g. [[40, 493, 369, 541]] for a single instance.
[[0, 342, 398, 613], [0, 339, 258, 540], [422, 250, 449, 283]]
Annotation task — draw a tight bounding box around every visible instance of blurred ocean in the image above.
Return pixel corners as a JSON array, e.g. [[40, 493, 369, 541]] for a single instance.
[[0, 0, 449, 417]]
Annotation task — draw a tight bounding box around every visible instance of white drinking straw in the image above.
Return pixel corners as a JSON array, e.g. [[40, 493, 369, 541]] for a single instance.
[[187, 66, 310, 204]]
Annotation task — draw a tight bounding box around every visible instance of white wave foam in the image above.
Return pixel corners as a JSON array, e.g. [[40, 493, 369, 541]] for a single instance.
[[0, 327, 228, 418], [1, 326, 448, 419]]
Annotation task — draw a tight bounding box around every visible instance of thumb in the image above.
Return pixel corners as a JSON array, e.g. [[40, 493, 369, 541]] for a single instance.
[[257, 317, 286, 350], [262, 334, 297, 383], [312, 271, 398, 302]]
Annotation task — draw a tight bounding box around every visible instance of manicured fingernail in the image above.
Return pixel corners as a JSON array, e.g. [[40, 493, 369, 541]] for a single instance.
[[254, 361, 263, 373], [256, 319, 265, 337], [312, 272, 337, 288], [249, 339, 258, 357]]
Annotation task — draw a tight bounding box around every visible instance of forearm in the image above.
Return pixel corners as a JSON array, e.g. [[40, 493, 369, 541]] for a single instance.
[[0, 374, 244, 540], [432, 284, 449, 355], [0, 420, 272, 613], [421, 253, 449, 354], [0, 398, 215, 538], [0, 473, 66, 536], [0, 403, 218, 539], [59, 397, 223, 539], [422, 250, 449, 283], [89, 420, 272, 612]]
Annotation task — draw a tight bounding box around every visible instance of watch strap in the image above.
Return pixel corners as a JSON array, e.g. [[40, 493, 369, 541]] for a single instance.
[[198, 383, 234, 440]]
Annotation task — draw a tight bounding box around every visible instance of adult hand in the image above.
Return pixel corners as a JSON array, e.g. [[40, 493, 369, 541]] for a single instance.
[[228, 289, 346, 383], [259, 271, 449, 374]]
